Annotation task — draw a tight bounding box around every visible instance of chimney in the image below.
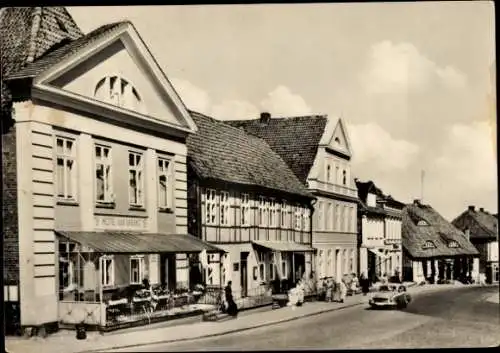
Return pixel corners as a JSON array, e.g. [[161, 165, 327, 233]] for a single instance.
[[260, 112, 271, 124], [479, 207, 485, 212], [468, 205, 475, 212]]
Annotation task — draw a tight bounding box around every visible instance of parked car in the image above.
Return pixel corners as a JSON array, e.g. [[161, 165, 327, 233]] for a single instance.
[[368, 284, 411, 310]]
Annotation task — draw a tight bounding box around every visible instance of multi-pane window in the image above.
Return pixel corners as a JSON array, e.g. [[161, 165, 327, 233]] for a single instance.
[[158, 158, 171, 209], [269, 199, 277, 228], [220, 191, 230, 226], [94, 76, 143, 112], [130, 256, 144, 284], [241, 193, 250, 226], [205, 189, 217, 225], [303, 208, 310, 232], [327, 202, 333, 230], [258, 252, 266, 281], [100, 256, 114, 287], [56, 136, 77, 201], [129, 152, 144, 206], [95, 145, 113, 203], [281, 253, 289, 278], [281, 201, 288, 228], [295, 206, 302, 230], [259, 196, 267, 227], [269, 257, 275, 281]]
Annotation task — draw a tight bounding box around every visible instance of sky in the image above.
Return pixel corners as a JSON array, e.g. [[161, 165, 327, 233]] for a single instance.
[[68, 2, 497, 221]]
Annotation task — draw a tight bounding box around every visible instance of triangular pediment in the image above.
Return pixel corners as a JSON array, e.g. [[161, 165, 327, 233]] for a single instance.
[[328, 118, 352, 157], [33, 22, 197, 133]]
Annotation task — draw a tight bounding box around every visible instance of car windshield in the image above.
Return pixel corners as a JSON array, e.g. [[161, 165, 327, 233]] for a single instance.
[[379, 285, 392, 292]]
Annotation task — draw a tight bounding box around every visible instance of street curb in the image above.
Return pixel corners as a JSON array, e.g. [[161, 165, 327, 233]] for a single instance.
[[78, 301, 365, 353]]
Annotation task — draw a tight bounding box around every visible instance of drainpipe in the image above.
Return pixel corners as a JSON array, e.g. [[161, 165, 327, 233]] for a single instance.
[[310, 198, 317, 280]]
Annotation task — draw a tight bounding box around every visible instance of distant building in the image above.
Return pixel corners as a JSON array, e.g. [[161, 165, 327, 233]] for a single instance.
[[402, 200, 479, 283], [186, 111, 315, 299], [356, 180, 405, 282], [227, 113, 359, 281], [452, 206, 499, 284]]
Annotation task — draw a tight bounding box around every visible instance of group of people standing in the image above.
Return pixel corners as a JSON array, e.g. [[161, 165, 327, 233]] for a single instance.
[[322, 272, 372, 302]]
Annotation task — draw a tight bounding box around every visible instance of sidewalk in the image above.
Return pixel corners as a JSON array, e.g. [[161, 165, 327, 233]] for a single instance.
[[5, 283, 459, 353]]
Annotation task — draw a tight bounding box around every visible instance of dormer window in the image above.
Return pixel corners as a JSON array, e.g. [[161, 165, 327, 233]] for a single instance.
[[448, 240, 459, 248], [422, 241, 436, 250], [417, 220, 429, 226], [94, 76, 143, 112]]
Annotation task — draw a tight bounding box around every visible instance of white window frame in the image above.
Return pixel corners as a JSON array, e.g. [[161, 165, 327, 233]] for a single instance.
[[55, 136, 77, 201], [327, 202, 333, 230], [295, 205, 302, 231], [281, 253, 289, 279], [258, 251, 266, 281], [100, 255, 115, 287], [269, 199, 278, 228], [303, 208, 310, 232], [94, 75, 144, 113], [259, 196, 267, 227], [280, 201, 287, 228], [326, 161, 331, 182], [95, 144, 113, 204], [241, 193, 250, 227], [220, 191, 230, 226], [269, 255, 275, 281], [128, 151, 144, 207], [130, 255, 145, 284], [205, 189, 217, 225], [158, 157, 173, 210]]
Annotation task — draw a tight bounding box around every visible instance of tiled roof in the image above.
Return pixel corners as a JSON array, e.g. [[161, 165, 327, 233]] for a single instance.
[[1, 7, 83, 111], [187, 111, 314, 199], [402, 202, 479, 259], [356, 179, 405, 217], [5, 21, 128, 81], [225, 115, 328, 184], [452, 208, 498, 241]]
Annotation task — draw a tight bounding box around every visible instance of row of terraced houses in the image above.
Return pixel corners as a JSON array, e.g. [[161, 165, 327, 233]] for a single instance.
[[2, 7, 497, 336]]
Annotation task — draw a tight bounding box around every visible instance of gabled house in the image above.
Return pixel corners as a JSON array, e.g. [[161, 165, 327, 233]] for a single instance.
[[1, 7, 221, 335], [227, 113, 359, 281], [452, 206, 499, 283], [402, 200, 479, 283], [355, 180, 405, 282], [186, 111, 315, 301]]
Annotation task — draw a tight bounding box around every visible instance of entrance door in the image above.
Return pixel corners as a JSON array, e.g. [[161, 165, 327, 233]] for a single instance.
[[294, 253, 305, 283], [160, 254, 176, 291], [240, 252, 249, 297]]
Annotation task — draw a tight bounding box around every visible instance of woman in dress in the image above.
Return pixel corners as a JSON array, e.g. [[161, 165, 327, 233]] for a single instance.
[[338, 278, 347, 303], [224, 281, 238, 317]]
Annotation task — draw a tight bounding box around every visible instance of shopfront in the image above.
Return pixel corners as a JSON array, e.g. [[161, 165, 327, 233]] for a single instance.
[[56, 231, 225, 329]]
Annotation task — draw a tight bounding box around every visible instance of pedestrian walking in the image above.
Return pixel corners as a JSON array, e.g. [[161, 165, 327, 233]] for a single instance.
[[325, 278, 334, 302], [350, 273, 359, 294], [338, 279, 347, 303], [224, 281, 238, 317]]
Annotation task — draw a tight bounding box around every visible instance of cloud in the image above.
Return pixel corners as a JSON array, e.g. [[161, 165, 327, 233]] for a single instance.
[[259, 85, 312, 116], [170, 78, 211, 113], [348, 122, 420, 171], [434, 120, 496, 189], [361, 40, 467, 94], [171, 79, 312, 119], [211, 100, 259, 120]]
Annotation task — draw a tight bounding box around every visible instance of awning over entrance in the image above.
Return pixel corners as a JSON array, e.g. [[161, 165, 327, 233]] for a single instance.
[[251, 240, 315, 252], [368, 247, 391, 259], [56, 231, 225, 254]]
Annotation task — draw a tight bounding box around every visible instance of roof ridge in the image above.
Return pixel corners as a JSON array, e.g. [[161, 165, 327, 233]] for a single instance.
[[226, 114, 328, 122], [471, 212, 497, 236]]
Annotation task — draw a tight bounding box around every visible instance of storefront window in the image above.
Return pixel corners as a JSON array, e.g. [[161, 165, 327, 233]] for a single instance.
[[130, 256, 144, 284], [100, 256, 114, 287]]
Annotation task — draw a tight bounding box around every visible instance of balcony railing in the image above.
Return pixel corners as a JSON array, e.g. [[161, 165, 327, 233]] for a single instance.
[[310, 180, 358, 198]]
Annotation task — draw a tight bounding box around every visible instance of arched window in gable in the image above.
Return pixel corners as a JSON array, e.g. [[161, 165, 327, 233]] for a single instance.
[[94, 76, 143, 113]]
